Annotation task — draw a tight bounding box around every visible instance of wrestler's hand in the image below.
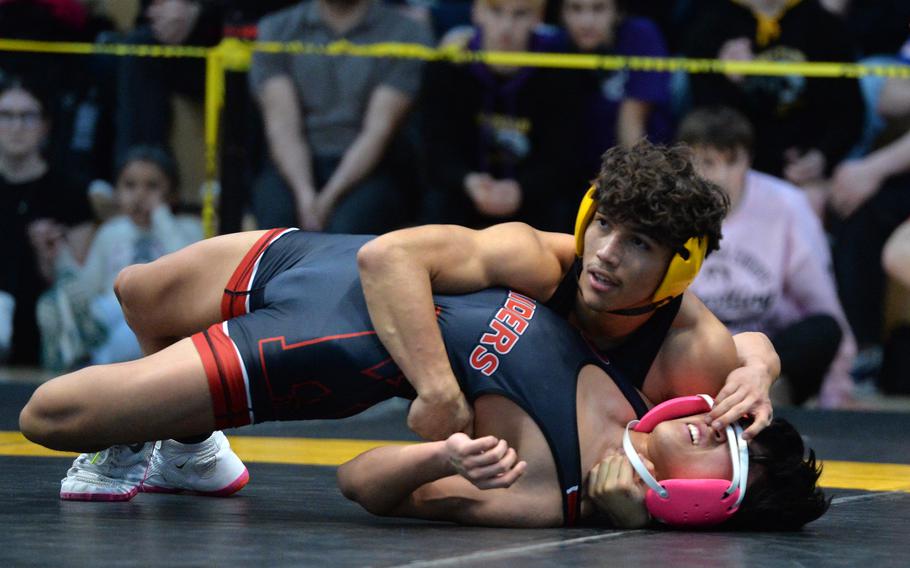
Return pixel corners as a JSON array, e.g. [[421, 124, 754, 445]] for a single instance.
[[707, 363, 774, 441], [445, 433, 527, 490], [587, 452, 651, 529], [408, 388, 474, 441]]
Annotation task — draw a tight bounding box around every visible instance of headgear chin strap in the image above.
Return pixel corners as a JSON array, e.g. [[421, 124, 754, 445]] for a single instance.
[[574, 186, 708, 313], [621, 395, 749, 527]]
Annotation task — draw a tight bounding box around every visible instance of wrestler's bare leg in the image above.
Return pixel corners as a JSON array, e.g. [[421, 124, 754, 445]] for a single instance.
[[20, 337, 212, 452], [20, 231, 274, 449], [115, 230, 269, 354]]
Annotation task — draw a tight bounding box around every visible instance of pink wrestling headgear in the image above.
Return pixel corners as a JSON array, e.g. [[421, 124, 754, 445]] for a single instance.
[[622, 394, 749, 527]]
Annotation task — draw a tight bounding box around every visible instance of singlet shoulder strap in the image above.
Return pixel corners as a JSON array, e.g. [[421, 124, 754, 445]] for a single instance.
[[544, 259, 580, 318]]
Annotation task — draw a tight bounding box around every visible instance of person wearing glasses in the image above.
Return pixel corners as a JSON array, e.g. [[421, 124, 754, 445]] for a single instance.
[[0, 75, 94, 365]]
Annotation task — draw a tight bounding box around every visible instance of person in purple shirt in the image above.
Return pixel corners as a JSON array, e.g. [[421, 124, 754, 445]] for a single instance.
[[560, 0, 673, 176], [419, 0, 584, 232]]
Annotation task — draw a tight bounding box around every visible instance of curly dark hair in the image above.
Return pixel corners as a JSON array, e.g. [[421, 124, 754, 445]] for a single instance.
[[593, 141, 729, 255], [725, 418, 830, 531]]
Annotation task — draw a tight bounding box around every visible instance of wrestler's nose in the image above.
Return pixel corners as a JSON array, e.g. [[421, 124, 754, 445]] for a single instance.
[[595, 234, 622, 267], [711, 427, 728, 445]]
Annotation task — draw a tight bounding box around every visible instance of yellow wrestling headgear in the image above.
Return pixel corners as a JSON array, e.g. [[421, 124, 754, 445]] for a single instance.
[[573, 186, 708, 307]]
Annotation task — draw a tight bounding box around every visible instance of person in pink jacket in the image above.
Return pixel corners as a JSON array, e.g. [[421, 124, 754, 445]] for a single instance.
[[680, 106, 857, 408]]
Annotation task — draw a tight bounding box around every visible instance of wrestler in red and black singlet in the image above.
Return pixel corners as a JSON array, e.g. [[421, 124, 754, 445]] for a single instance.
[[192, 229, 652, 526]]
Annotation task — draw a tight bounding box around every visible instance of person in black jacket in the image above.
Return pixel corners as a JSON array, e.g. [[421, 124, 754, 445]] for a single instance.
[[683, 0, 864, 190]]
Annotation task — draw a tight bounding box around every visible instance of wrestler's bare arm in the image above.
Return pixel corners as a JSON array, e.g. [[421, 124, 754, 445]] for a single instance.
[[337, 434, 561, 528], [711, 332, 778, 440], [644, 293, 739, 403], [646, 293, 778, 438], [357, 223, 573, 440]]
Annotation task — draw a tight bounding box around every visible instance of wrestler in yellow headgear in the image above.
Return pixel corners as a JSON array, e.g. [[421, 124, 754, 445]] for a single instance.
[[573, 185, 708, 309]]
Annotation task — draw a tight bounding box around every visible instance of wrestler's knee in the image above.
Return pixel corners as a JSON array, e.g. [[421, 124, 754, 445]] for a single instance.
[[115, 263, 165, 329], [114, 264, 143, 309], [19, 381, 82, 450]]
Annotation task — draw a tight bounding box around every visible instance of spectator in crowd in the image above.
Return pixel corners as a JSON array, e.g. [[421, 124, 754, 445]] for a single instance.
[[881, 214, 910, 395], [680, 106, 856, 408], [110, 0, 301, 168], [109, 0, 222, 166], [560, 0, 673, 177], [420, 0, 584, 231], [32, 145, 203, 370], [828, 32, 910, 380], [830, 37, 910, 219], [0, 75, 94, 366], [248, 0, 432, 233], [683, 0, 865, 201], [0, 0, 114, 191]]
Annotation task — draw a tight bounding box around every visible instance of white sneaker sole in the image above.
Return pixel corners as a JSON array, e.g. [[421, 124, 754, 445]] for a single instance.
[[60, 486, 141, 502], [140, 467, 250, 497]]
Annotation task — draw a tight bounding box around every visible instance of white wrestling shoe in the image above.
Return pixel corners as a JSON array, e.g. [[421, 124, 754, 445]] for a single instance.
[[60, 443, 153, 501], [141, 431, 249, 497]]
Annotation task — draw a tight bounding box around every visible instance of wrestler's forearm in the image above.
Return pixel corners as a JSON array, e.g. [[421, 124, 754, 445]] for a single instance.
[[357, 236, 462, 401], [358, 224, 567, 398], [732, 332, 780, 385], [337, 442, 452, 515]]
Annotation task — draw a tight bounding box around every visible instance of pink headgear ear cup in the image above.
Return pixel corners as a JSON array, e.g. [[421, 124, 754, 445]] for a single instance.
[[644, 480, 742, 527], [622, 395, 748, 528]]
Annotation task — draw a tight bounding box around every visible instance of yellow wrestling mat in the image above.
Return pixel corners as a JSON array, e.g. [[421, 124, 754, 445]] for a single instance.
[[1, 431, 907, 492]]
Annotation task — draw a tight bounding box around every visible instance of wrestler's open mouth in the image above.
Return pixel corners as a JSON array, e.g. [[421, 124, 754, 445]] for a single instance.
[[687, 423, 700, 445], [588, 269, 620, 289]]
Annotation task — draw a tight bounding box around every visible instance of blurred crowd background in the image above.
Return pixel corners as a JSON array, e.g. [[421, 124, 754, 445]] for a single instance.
[[3, 0, 910, 410]]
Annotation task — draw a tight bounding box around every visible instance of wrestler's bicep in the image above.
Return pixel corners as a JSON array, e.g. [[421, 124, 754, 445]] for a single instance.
[[468, 225, 574, 299]]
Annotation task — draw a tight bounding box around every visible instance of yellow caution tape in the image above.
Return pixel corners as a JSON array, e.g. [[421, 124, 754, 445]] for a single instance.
[[2, 38, 909, 78], [202, 48, 224, 237], [0, 38, 209, 58]]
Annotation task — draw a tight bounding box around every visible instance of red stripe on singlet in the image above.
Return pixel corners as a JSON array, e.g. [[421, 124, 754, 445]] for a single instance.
[[565, 490, 578, 527], [221, 228, 288, 320], [191, 324, 251, 429]]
